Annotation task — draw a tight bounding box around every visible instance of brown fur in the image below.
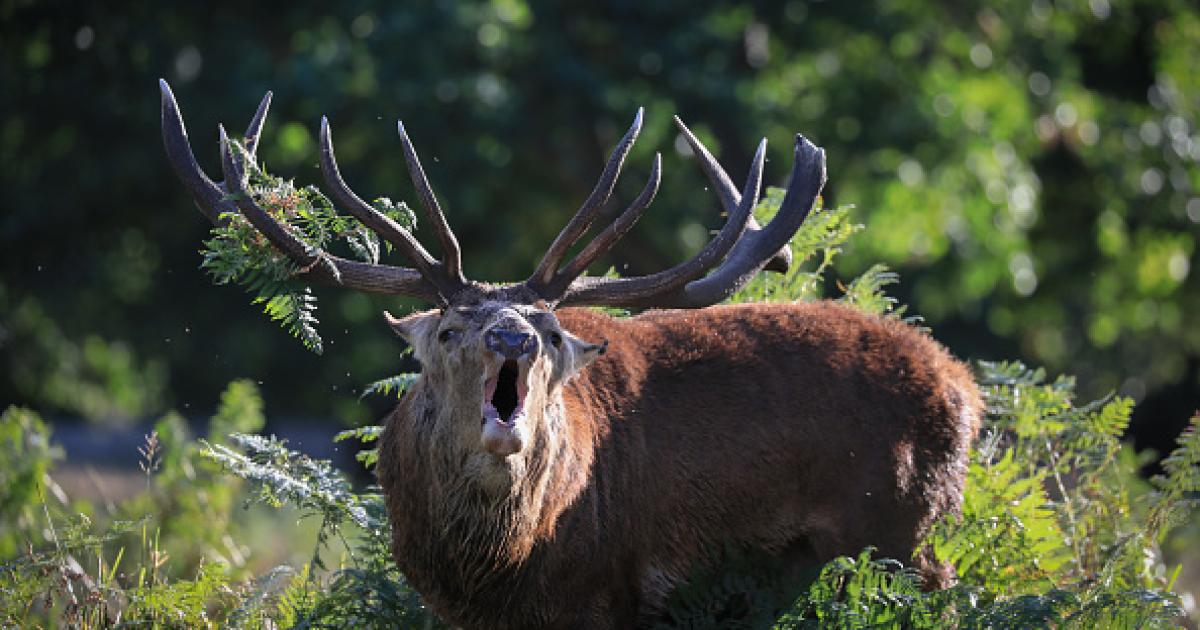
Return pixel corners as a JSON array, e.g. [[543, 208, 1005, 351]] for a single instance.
[[376, 300, 981, 628]]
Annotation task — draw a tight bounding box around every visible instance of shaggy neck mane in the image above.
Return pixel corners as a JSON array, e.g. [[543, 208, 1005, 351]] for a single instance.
[[388, 379, 593, 609]]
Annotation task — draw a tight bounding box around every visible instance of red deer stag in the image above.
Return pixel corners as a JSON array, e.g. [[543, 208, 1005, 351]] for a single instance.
[[160, 80, 981, 628]]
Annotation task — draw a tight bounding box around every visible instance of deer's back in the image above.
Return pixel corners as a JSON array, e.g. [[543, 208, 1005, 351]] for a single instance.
[[558, 301, 979, 442], [555, 301, 980, 608]]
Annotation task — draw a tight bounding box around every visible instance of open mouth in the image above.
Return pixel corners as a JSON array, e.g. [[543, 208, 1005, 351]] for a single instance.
[[482, 359, 529, 426]]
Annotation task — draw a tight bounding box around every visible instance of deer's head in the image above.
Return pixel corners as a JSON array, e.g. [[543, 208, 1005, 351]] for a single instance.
[[158, 80, 826, 490], [385, 296, 605, 489]]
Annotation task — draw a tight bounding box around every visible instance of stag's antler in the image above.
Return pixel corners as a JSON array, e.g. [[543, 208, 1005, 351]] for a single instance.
[[529, 117, 827, 308], [161, 80, 826, 310], [160, 79, 458, 303]]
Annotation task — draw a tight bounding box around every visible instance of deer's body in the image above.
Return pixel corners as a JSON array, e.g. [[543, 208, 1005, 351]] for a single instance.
[[378, 302, 980, 628], [161, 83, 980, 629]]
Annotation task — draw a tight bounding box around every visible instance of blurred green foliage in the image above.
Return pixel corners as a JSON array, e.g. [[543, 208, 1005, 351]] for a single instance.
[[1, 2, 1196, 451], [116, 379, 267, 574], [0, 406, 62, 558]]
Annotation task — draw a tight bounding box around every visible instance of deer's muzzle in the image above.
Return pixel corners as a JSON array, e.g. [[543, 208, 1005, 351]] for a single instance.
[[485, 329, 538, 360]]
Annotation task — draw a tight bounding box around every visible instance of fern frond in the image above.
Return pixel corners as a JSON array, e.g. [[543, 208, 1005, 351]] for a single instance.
[[360, 373, 419, 400], [838, 263, 908, 319], [335, 425, 385, 467]]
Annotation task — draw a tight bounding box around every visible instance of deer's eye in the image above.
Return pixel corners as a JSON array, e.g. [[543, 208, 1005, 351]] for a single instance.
[[438, 329, 458, 343], [549, 332, 563, 348]]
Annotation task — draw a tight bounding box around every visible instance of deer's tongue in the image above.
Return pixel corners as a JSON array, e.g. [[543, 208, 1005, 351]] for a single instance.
[[481, 404, 525, 456], [481, 401, 525, 426]]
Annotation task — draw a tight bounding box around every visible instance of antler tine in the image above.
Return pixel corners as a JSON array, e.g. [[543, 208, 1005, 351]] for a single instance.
[[547, 152, 662, 295], [396, 121, 466, 285], [565, 134, 826, 309], [528, 108, 644, 291], [160, 79, 234, 225], [558, 138, 767, 307], [673, 116, 792, 274], [243, 90, 272, 156], [160, 79, 274, 225], [319, 118, 454, 294]]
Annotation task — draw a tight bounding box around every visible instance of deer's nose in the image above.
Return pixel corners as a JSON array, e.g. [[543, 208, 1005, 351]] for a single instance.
[[485, 329, 538, 359]]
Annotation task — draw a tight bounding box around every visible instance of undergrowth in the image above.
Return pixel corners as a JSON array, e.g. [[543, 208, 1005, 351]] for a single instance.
[[3, 151, 1196, 627], [3, 371, 1195, 627]]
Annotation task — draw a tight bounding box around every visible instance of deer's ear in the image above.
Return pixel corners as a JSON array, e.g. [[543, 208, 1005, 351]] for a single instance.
[[579, 339, 608, 366], [562, 333, 607, 378], [384, 310, 441, 353]]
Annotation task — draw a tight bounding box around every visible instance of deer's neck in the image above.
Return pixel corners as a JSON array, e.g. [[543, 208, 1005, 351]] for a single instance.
[[398, 384, 593, 571]]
